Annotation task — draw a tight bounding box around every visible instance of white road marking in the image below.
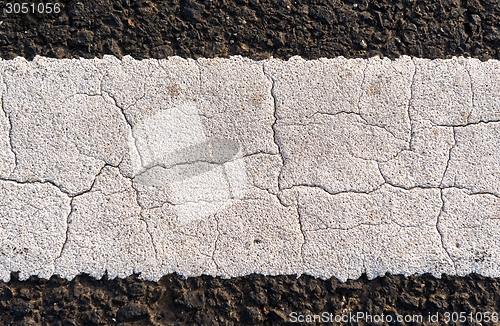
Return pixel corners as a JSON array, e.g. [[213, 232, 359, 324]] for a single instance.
[[0, 55, 499, 281]]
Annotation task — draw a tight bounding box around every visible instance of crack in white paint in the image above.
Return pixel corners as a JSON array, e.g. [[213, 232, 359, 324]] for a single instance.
[[295, 198, 307, 266], [0, 73, 18, 175], [262, 63, 286, 190], [100, 84, 145, 173], [0, 56, 499, 282], [408, 58, 417, 151], [437, 189, 458, 273], [54, 162, 123, 263]]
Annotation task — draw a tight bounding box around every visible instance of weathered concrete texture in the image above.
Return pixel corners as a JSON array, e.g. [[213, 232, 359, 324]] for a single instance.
[[275, 112, 400, 194], [298, 185, 455, 281], [0, 56, 499, 282], [0, 180, 70, 281], [442, 122, 500, 196], [212, 196, 303, 278], [0, 64, 16, 176], [359, 56, 414, 143], [1, 57, 130, 195], [198, 57, 278, 156], [263, 57, 365, 125], [379, 119, 455, 189], [411, 57, 473, 127], [54, 167, 157, 280], [439, 189, 500, 277], [467, 59, 500, 124]]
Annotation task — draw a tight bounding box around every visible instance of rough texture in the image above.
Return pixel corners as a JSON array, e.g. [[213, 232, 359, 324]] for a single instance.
[[0, 181, 70, 281], [2, 57, 129, 195], [1, 0, 498, 322], [1, 273, 500, 325], [54, 166, 157, 280], [0, 0, 500, 61], [0, 56, 500, 284], [298, 185, 454, 281]]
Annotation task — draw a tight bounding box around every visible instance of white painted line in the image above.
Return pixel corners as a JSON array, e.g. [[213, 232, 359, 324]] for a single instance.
[[0, 55, 499, 281]]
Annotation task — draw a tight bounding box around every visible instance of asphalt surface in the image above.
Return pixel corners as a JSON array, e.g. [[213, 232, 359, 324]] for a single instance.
[[2, 272, 500, 325], [0, 0, 498, 61]]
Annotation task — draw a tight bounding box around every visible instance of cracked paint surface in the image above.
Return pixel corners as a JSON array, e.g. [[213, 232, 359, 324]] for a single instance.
[[0, 180, 70, 281], [0, 56, 499, 282]]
